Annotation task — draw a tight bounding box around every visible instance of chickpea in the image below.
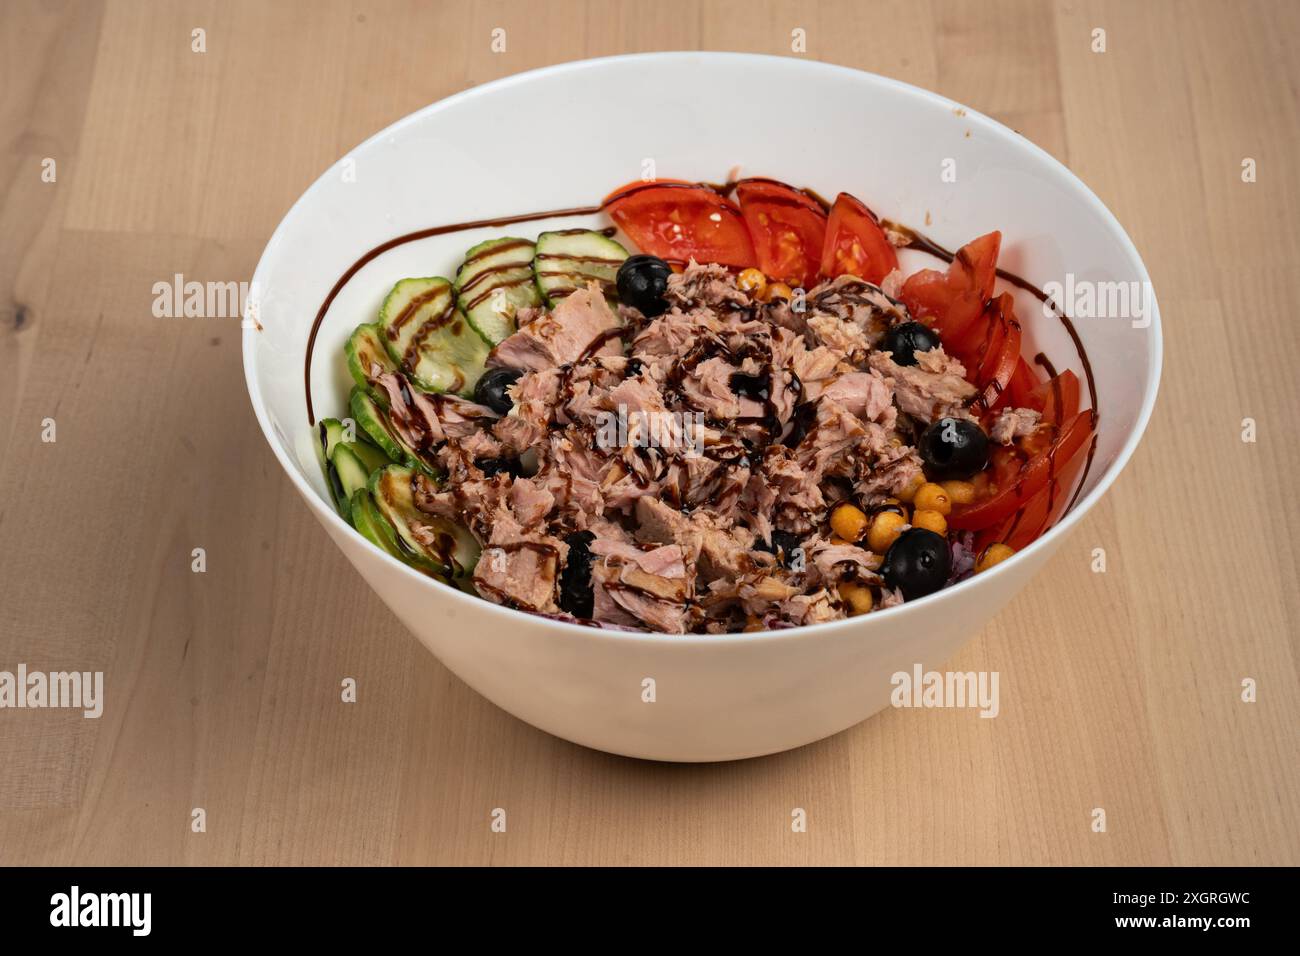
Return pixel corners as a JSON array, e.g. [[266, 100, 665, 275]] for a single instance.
[[763, 281, 794, 302], [838, 580, 875, 616], [913, 482, 952, 516], [866, 510, 908, 553], [975, 543, 1016, 573], [897, 473, 925, 504], [737, 268, 768, 297], [941, 480, 976, 506], [911, 509, 948, 535], [830, 503, 869, 542]]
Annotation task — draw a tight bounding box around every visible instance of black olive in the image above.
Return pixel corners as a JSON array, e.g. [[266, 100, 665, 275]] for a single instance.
[[558, 531, 597, 618], [475, 457, 522, 478], [756, 530, 804, 569], [882, 528, 950, 601], [473, 367, 521, 415], [918, 417, 989, 481], [616, 255, 672, 317], [880, 321, 941, 366]]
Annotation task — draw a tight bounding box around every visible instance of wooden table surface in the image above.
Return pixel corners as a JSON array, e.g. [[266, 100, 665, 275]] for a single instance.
[[1, 0, 1296, 867]]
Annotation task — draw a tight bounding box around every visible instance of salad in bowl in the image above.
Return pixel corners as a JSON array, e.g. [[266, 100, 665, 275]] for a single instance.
[[316, 177, 1096, 635]]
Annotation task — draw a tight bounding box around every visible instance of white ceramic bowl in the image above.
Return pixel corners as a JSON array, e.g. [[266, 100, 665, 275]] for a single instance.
[[244, 53, 1161, 761]]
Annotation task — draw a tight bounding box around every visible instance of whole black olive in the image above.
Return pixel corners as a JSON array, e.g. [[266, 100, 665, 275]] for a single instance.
[[475, 457, 523, 478], [882, 528, 950, 601], [757, 530, 804, 569], [616, 254, 672, 317], [918, 417, 989, 481], [880, 321, 941, 366], [473, 367, 522, 415], [558, 531, 597, 618]]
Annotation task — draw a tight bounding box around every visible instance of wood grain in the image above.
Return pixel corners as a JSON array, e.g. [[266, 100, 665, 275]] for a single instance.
[[0, 0, 1296, 866]]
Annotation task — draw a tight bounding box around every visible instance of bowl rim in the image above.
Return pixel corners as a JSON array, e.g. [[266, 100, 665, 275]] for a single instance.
[[243, 50, 1163, 647]]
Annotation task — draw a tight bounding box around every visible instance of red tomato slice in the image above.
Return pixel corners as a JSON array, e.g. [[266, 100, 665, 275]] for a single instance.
[[972, 302, 1021, 413], [1000, 441, 1090, 551], [900, 231, 1001, 344], [1005, 358, 1044, 411], [1030, 369, 1081, 427], [896, 266, 952, 319], [954, 231, 1001, 298], [734, 178, 827, 288], [906, 269, 992, 357], [989, 443, 1028, 489], [949, 410, 1094, 531], [989, 352, 1030, 413], [818, 192, 898, 284], [604, 181, 756, 269], [967, 300, 1006, 381]]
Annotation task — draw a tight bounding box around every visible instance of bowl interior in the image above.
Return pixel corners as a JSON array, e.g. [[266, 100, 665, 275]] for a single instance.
[[245, 52, 1159, 603]]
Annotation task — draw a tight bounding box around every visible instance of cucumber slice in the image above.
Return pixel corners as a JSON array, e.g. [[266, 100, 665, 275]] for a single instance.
[[332, 445, 373, 503], [346, 323, 397, 405], [317, 418, 347, 459], [349, 440, 392, 473], [332, 441, 392, 503], [349, 386, 431, 474], [350, 489, 406, 560], [532, 230, 629, 306], [453, 237, 542, 345], [317, 417, 394, 519], [378, 277, 490, 397], [316, 418, 350, 514], [369, 464, 480, 578]]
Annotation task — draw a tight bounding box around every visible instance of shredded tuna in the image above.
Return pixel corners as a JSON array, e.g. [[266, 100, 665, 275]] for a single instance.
[[805, 538, 882, 588], [488, 283, 622, 371], [393, 252, 987, 632], [868, 346, 977, 421], [820, 371, 896, 426], [589, 539, 693, 633], [472, 512, 567, 613], [802, 276, 908, 355], [665, 260, 750, 311], [990, 406, 1042, 444]]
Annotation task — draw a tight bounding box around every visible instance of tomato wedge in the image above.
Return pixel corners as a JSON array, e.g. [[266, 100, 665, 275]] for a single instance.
[[967, 300, 1006, 380], [604, 180, 756, 269], [1005, 358, 1044, 411], [971, 294, 1021, 412], [949, 410, 1094, 531], [734, 178, 827, 288], [900, 231, 1001, 344], [989, 354, 1030, 413], [1003, 442, 1090, 550], [978, 422, 1090, 552], [818, 192, 898, 284], [1030, 369, 1081, 427]]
